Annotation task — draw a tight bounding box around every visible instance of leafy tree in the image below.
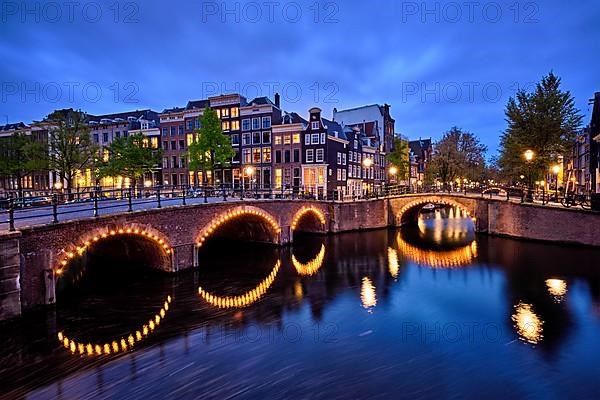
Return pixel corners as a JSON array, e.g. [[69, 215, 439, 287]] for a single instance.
[[0, 131, 48, 197], [45, 109, 98, 193], [188, 107, 235, 186], [498, 72, 583, 180], [99, 133, 162, 191], [430, 127, 487, 188], [386, 136, 410, 181]]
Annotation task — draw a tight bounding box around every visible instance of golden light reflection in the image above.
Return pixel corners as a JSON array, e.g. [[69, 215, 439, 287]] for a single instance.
[[360, 277, 377, 310], [396, 234, 477, 269], [198, 260, 281, 309], [512, 302, 544, 344], [57, 295, 172, 356], [388, 247, 399, 278], [292, 244, 325, 276], [545, 278, 567, 299]]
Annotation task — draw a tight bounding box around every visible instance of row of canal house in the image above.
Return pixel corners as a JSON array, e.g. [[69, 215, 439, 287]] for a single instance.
[[158, 93, 392, 199], [0, 93, 394, 199]]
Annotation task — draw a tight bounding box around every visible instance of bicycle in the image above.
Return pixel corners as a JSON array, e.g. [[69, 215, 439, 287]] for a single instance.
[[561, 193, 591, 210]]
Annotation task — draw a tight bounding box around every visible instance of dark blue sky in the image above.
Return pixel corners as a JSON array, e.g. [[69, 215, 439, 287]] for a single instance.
[[1, 0, 599, 153]]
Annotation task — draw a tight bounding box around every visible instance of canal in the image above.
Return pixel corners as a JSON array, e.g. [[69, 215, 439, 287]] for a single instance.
[[1, 209, 600, 399]]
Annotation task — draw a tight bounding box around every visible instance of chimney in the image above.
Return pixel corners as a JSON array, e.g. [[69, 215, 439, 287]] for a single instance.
[[274, 92, 280, 108]]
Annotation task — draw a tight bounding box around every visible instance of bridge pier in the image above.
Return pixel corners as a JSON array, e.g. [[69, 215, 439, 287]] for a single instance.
[[0, 231, 22, 320], [172, 244, 196, 272]]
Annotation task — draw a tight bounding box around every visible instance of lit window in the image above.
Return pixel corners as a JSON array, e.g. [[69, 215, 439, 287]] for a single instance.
[[253, 148, 261, 163], [221, 108, 229, 118], [231, 107, 239, 117], [186, 134, 194, 146], [293, 133, 300, 144], [231, 120, 240, 130], [274, 135, 282, 145], [284, 135, 292, 145], [275, 168, 282, 189], [222, 121, 230, 131], [263, 148, 271, 163]]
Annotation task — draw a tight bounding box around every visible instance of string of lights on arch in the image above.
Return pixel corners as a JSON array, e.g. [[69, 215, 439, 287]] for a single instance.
[[197, 260, 281, 308], [57, 295, 172, 356], [292, 244, 326, 276], [291, 207, 326, 231], [396, 199, 474, 223], [395, 234, 478, 269], [196, 208, 281, 248], [55, 226, 173, 276]]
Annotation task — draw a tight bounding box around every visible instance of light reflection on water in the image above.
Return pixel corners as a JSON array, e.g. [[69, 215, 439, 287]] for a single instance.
[[1, 216, 600, 399]]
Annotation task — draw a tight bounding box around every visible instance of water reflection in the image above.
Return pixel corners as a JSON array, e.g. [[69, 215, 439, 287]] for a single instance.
[[3, 223, 600, 398]]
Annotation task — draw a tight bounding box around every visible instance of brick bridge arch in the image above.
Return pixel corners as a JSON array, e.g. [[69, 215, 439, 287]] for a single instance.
[[389, 195, 478, 226]]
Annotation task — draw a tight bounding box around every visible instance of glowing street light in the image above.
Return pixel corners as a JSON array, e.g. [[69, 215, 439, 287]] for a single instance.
[[523, 149, 535, 202], [54, 181, 63, 190], [362, 157, 373, 197], [144, 180, 153, 188], [388, 166, 398, 176], [551, 164, 560, 196], [524, 149, 535, 162]]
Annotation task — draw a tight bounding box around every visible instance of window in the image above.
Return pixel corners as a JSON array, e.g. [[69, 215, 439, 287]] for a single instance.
[[337, 152, 342, 165], [242, 133, 251, 145], [311, 121, 319, 130], [231, 120, 239, 130], [275, 150, 282, 163], [231, 107, 239, 117], [253, 132, 261, 144], [171, 141, 176, 150], [233, 148, 240, 163], [163, 157, 169, 168], [187, 120, 193, 131], [263, 147, 271, 163], [337, 169, 341, 180], [179, 139, 185, 149], [275, 168, 282, 189], [162, 141, 168, 149], [284, 150, 290, 163], [170, 126, 176, 136], [262, 116, 271, 129], [216, 109, 221, 118], [306, 149, 314, 162], [293, 133, 300, 144], [293, 149, 300, 163], [283, 135, 291, 145], [231, 134, 240, 145], [162, 127, 168, 136], [242, 119, 251, 131], [115, 131, 121, 139], [222, 121, 230, 131], [195, 119, 201, 129], [253, 148, 261, 163], [342, 169, 346, 180], [179, 157, 186, 168], [316, 148, 324, 162], [187, 133, 194, 146], [93, 133, 99, 143], [102, 132, 109, 142], [262, 131, 271, 144], [252, 118, 260, 130], [311, 134, 320, 144], [123, 131, 128, 138], [150, 137, 158, 148], [171, 156, 177, 168], [242, 148, 251, 163], [274, 135, 282, 145], [221, 108, 229, 118], [320, 132, 326, 144], [342, 153, 347, 165], [305, 134, 310, 145], [179, 125, 184, 135], [353, 140, 358, 149]]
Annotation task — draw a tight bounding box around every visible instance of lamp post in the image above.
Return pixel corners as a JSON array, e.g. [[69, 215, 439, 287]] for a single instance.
[[363, 157, 373, 198], [388, 165, 398, 196], [523, 149, 535, 202], [552, 164, 560, 199], [245, 166, 255, 199]]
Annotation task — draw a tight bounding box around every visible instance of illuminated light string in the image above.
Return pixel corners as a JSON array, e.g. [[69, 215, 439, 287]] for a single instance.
[[55, 226, 173, 276], [196, 208, 281, 248], [291, 207, 327, 231], [512, 302, 544, 344], [57, 295, 172, 356], [396, 234, 478, 269], [397, 200, 474, 223], [292, 244, 326, 276], [198, 260, 281, 309]]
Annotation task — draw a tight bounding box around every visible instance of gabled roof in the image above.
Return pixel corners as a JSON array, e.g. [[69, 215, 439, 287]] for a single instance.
[[186, 99, 210, 110], [409, 139, 432, 157], [281, 111, 308, 125], [88, 109, 159, 123], [322, 118, 347, 140], [247, 96, 277, 107], [0, 122, 28, 131]]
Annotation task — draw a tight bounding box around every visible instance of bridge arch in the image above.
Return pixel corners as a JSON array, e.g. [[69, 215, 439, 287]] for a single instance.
[[195, 206, 282, 248], [394, 196, 475, 226], [55, 224, 174, 277], [291, 206, 327, 234]]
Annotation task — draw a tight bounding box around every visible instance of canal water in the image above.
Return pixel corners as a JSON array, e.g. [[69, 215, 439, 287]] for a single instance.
[[1, 210, 600, 399]]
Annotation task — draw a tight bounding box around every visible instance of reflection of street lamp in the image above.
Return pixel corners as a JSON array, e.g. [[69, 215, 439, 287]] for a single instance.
[[363, 157, 373, 197], [523, 149, 535, 202]]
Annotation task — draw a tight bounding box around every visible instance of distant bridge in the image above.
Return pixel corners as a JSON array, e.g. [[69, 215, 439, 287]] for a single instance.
[[1, 193, 600, 320]]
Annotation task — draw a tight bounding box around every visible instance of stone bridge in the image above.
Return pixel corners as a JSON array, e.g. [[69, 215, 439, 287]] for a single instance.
[[2, 194, 600, 320]]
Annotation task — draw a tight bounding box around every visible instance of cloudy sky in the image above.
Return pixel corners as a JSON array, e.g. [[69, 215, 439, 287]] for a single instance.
[[1, 0, 599, 154]]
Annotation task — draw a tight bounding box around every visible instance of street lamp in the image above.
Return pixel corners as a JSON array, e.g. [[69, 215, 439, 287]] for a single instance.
[[388, 166, 398, 194], [523, 149, 535, 202], [363, 157, 373, 197], [552, 164, 560, 197], [245, 166, 255, 197]]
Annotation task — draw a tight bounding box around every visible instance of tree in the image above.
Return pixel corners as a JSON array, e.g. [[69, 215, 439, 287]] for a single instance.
[[188, 107, 235, 186], [386, 136, 410, 181], [45, 109, 98, 193], [429, 127, 487, 188], [0, 131, 47, 197], [498, 72, 583, 180], [98, 133, 162, 191]]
